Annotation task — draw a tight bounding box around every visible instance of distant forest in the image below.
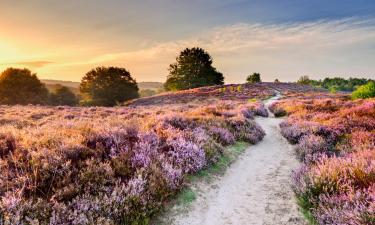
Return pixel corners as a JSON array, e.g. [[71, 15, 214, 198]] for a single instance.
[[308, 77, 374, 92]]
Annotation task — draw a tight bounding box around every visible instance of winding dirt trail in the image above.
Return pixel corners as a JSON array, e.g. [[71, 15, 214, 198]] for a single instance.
[[153, 96, 306, 225]]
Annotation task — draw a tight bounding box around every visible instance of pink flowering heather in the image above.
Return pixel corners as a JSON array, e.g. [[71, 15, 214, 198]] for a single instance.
[[252, 103, 269, 117], [241, 101, 269, 118], [279, 94, 375, 224], [240, 107, 255, 119], [297, 134, 330, 160], [268, 102, 287, 117], [228, 117, 266, 144], [208, 126, 236, 145], [131, 132, 159, 168], [349, 130, 375, 152], [0, 83, 320, 224], [161, 162, 183, 190], [313, 185, 375, 225], [166, 137, 206, 173]]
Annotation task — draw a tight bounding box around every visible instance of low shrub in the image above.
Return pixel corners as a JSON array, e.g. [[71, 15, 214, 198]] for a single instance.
[[278, 94, 375, 224], [228, 117, 265, 144], [352, 81, 375, 99], [296, 134, 330, 160], [208, 127, 235, 146], [268, 102, 287, 117], [293, 150, 375, 225]]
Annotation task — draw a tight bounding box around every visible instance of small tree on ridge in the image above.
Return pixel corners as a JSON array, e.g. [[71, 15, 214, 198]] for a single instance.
[[164, 47, 224, 91], [246, 73, 261, 83]]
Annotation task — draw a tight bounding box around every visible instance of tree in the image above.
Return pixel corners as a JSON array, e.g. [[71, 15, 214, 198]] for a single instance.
[[0, 68, 48, 105], [297, 75, 311, 85], [80, 67, 139, 106], [164, 47, 224, 91], [246, 73, 261, 83], [49, 86, 79, 106], [274, 79, 280, 83], [352, 81, 375, 99]]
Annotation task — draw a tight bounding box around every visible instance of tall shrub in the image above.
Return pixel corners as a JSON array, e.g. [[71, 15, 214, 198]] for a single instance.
[[352, 81, 375, 99]]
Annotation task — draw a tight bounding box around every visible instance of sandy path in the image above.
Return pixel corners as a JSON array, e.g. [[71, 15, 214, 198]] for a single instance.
[[153, 96, 306, 225]]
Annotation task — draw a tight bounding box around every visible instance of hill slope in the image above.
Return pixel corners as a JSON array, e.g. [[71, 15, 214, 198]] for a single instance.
[[128, 82, 325, 106]]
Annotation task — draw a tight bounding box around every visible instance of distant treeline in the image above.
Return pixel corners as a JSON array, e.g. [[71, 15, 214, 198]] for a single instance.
[[307, 77, 374, 92], [295, 75, 375, 99]]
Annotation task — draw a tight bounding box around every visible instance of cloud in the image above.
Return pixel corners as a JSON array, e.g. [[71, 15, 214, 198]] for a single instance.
[[43, 17, 375, 82], [84, 17, 374, 81], [2, 61, 53, 68]]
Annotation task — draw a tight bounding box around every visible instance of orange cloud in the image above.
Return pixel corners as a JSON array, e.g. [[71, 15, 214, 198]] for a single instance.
[[1, 61, 53, 68]]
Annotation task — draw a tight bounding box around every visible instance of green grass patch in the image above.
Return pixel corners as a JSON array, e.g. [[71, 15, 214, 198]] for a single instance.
[[177, 188, 197, 205], [296, 196, 318, 225]]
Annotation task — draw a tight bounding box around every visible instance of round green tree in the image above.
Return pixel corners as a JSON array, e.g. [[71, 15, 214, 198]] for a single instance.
[[164, 47, 224, 91], [246, 73, 261, 83], [0, 68, 49, 105], [80, 67, 139, 106], [49, 86, 79, 106]]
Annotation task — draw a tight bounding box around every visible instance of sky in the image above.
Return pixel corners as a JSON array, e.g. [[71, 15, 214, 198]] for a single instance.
[[0, 0, 374, 83]]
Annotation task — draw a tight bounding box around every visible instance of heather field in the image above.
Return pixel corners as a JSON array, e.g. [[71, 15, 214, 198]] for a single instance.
[[0, 83, 313, 224], [0, 82, 374, 225], [270, 94, 375, 224]]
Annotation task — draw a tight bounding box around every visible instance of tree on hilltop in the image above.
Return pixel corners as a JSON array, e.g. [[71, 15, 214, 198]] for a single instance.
[[246, 73, 261, 83], [164, 47, 224, 91]]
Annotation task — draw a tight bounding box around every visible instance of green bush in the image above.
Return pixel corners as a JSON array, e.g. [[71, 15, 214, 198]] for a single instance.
[[352, 81, 375, 99]]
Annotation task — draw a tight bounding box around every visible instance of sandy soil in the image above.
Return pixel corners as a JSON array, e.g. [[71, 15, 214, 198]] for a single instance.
[[152, 96, 307, 225]]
